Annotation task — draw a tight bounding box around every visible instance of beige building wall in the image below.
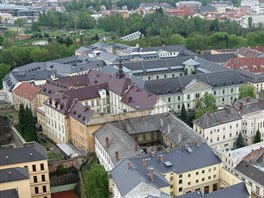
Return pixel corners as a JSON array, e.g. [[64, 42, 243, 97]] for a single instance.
[[0, 160, 51, 198], [13, 93, 38, 116], [193, 119, 242, 150], [1, 179, 31, 198]]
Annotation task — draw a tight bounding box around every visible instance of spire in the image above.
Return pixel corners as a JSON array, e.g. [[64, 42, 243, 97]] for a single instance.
[[116, 59, 125, 79]]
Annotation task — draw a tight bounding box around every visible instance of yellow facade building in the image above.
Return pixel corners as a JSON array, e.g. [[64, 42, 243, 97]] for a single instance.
[[0, 142, 51, 198]]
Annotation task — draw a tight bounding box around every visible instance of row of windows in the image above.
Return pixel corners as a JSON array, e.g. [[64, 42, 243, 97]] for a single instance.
[[34, 185, 47, 194], [26, 163, 45, 172], [33, 174, 46, 183]]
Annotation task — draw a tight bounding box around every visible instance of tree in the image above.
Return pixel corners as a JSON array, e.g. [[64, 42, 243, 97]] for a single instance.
[[239, 84, 256, 99], [195, 92, 217, 119], [236, 132, 245, 149], [14, 18, 25, 28], [180, 104, 187, 123], [30, 48, 51, 62], [0, 63, 11, 89], [254, 129, 261, 143], [84, 163, 108, 198]]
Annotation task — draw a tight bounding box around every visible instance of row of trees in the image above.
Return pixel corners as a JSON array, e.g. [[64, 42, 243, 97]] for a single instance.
[[18, 104, 38, 142]]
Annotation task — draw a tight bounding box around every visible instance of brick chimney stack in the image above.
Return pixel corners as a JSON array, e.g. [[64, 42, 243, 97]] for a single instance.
[[105, 137, 109, 148], [143, 159, 148, 167], [158, 155, 163, 162], [127, 162, 132, 170], [150, 167, 154, 181], [115, 151, 119, 162]]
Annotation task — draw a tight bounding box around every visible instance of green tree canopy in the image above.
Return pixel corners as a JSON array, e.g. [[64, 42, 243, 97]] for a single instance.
[[254, 129, 261, 143], [195, 92, 217, 119], [180, 103, 187, 123], [236, 132, 245, 149], [239, 84, 256, 99], [84, 163, 108, 198], [0, 63, 11, 88]]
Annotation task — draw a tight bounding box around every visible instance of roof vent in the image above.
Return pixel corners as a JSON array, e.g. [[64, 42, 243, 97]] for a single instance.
[[163, 161, 172, 167], [30, 153, 33, 156], [6, 156, 8, 159]]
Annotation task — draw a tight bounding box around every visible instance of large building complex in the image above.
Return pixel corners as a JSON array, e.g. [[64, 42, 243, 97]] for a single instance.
[[36, 66, 168, 153]]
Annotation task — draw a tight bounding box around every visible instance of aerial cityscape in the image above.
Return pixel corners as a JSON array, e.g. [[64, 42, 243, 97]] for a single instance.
[[0, 0, 264, 198]]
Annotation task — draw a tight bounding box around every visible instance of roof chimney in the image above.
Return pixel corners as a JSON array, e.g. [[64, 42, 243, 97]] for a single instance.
[[178, 133, 182, 143], [150, 167, 155, 181], [167, 123, 171, 134], [143, 159, 148, 167], [115, 151, 119, 162], [135, 143, 138, 151], [158, 155, 163, 162], [127, 162, 132, 170], [105, 137, 110, 148]]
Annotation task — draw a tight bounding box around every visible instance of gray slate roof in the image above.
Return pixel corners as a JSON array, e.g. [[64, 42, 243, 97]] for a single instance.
[[237, 69, 264, 83], [0, 142, 47, 166], [199, 53, 235, 63], [235, 160, 264, 186], [0, 167, 29, 183], [111, 113, 204, 146], [176, 191, 203, 198], [111, 143, 220, 196], [193, 107, 242, 129], [144, 70, 245, 95], [204, 182, 249, 198], [0, 189, 19, 198], [123, 56, 229, 75], [94, 123, 141, 165], [4, 56, 106, 91]]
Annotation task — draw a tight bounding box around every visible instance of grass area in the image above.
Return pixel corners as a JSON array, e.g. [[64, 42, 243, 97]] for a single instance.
[[83, 28, 108, 35], [1, 110, 19, 124], [48, 152, 64, 161]]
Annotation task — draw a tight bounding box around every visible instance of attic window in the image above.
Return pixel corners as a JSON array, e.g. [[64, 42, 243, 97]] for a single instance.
[[78, 114, 81, 118], [43, 88, 47, 92], [167, 89, 171, 93], [128, 96, 132, 101], [82, 117, 85, 121], [94, 80, 98, 84], [73, 111, 76, 115], [48, 90, 51, 94]]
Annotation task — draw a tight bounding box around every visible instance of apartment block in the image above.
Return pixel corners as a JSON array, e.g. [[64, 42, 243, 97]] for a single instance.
[[0, 142, 51, 198], [94, 113, 204, 172], [0, 167, 31, 198], [144, 70, 245, 112], [110, 143, 246, 197]]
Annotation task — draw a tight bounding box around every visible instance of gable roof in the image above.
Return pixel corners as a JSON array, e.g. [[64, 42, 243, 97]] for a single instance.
[[144, 70, 245, 96], [111, 113, 204, 146], [0, 189, 19, 198], [193, 107, 242, 129], [225, 58, 264, 73], [0, 167, 29, 183], [0, 142, 47, 166], [111, 143, 221, 196], [235, 160, 264, 186], [236, 47, 263, 58], [94, 123, 141, 166], [204, 182, 249, 198], [13, 82, 40, 101]]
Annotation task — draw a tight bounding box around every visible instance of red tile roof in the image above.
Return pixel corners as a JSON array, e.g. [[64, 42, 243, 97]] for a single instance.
[[236, 47, 263, 58], [13, 82, 40, 101], [225, 58, 264, 73]]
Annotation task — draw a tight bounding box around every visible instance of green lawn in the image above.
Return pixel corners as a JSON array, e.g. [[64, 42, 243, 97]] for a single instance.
[[1, 110, 19, 124]]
